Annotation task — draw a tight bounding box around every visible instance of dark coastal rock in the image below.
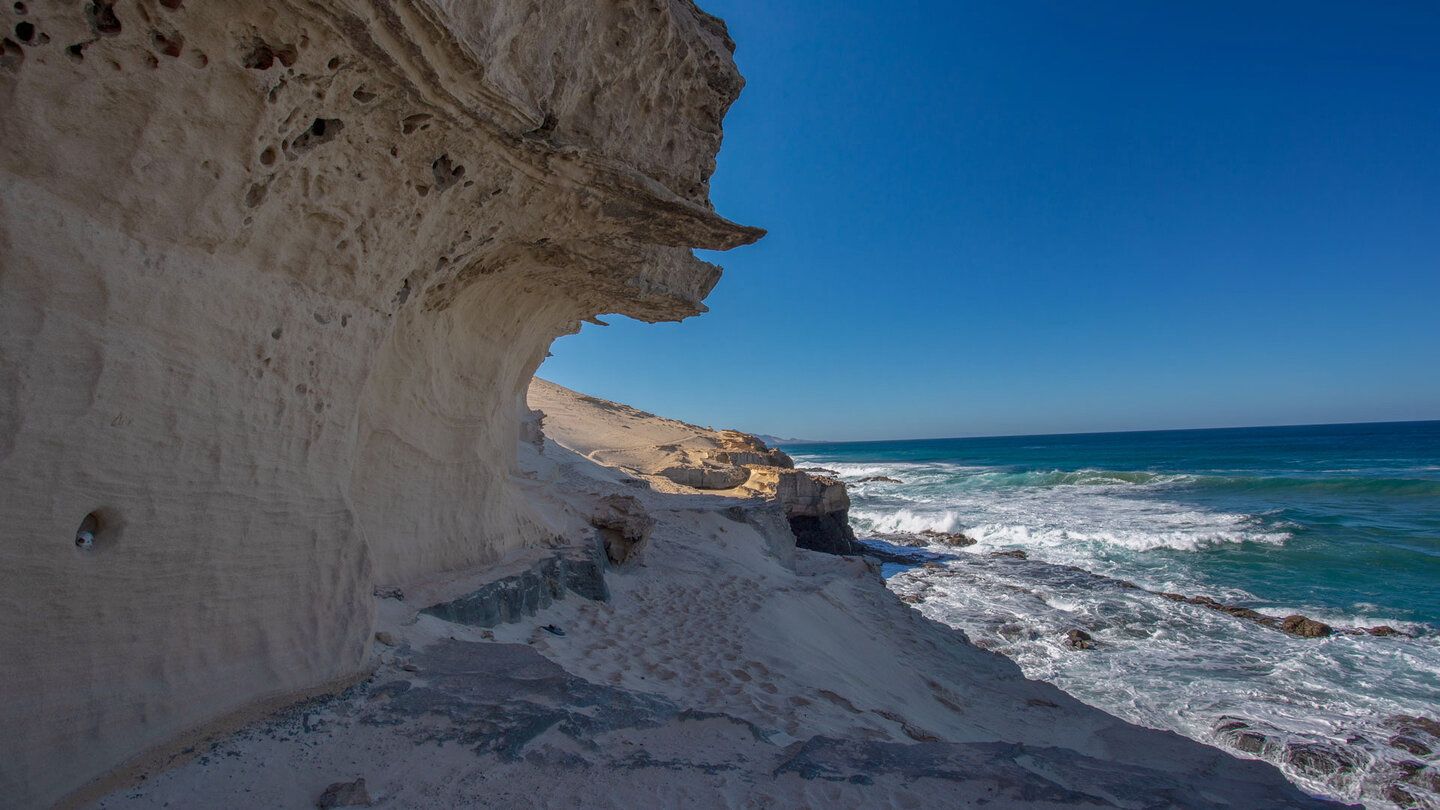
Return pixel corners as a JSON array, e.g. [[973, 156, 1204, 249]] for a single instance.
[[775, 470, 863, 555], [789, 513, 862, 555], [421, 538, 609, 628], [771, 736, 1341, 808], [799, 467, 839, 476], [1064, 629, 1095, 650], [857, 476, 903, 484], [1385, 785, 1422, 808], [1385, 716, 1440, 742], [1178, 595, 1274, 625], [369, 641, 690, 759], [316, 778, 372, 808], [1281, 615, 1333, 638], [1367, 625, 1404, 637], [1281, 742, 1363, 782], [1389, 736, 1433, 757], [990, 550, 1028, 560], [1214, 718, 1274, 755], [918, 529, 977, 547], [1402, 764, 1440, 794], [1152, 590, 1366, 638]]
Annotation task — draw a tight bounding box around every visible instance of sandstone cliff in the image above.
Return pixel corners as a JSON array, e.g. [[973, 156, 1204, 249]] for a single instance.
[[0, 2, 759, 806], [528, 378, 862, 555]]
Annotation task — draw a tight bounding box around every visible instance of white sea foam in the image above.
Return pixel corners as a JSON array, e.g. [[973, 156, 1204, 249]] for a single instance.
[[797, 444, 1440, 808], [889, 555, 1440, 809], [849, 507, 967, 535], [847, 473, 1289, 569]]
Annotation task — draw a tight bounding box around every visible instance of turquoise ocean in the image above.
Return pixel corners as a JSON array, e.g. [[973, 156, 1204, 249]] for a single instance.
[[789, 421, 1440, 808]]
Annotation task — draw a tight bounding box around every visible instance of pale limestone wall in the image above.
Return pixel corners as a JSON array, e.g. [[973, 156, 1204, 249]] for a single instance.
[[0, 1, 758, 806]]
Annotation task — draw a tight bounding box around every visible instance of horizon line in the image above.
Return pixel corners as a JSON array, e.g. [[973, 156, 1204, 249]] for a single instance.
[[769, 417, 1440, 447]]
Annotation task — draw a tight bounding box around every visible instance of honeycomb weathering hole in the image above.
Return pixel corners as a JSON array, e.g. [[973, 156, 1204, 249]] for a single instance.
[[75, 508, 121, 553], [75, 512, 101, 550]]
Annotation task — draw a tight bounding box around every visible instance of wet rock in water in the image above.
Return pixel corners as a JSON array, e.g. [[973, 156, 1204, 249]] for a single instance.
[[1063, 629, 1095, 650], [1402, 764, 1440, 794], [1281, 742, 1363, 781], [991, 550, 1028, 560], [1158, 592, 1187, 602], [1384, 785, 1421, 808], [1281, 614, 1333, 638], [316, 777, 372, 808], [1389, 735, 1434, 757], [1214, 718, 1273, 755], [857, 476, 903, 484], [1386, 715, 1440, 742], [1368, 625, 1405, 637], [918, 529, 977, 547]]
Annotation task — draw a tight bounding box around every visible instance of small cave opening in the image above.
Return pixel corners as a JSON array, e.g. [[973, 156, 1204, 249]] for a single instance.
[[289, 117, 343, 154], [431, 154, 464, 192], [75, 512, 100, 551], [74, 507, 123, 553], [85, 1, 122, 37], [151, 29, 182, 58]]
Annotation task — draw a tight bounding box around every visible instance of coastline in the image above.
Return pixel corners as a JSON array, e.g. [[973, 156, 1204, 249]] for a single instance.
[[790, 431, 1440, 810], [84, 381, 1342, 809], [1, 2, 1427, 808]]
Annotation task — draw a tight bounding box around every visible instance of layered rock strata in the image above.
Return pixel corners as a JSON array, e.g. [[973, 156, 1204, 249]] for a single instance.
[[528, 378, 862, 556], [0, 1, 758, 806]]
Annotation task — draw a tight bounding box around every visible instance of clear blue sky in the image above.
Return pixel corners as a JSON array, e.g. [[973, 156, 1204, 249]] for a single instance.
[[539, 1, 1440, 441]]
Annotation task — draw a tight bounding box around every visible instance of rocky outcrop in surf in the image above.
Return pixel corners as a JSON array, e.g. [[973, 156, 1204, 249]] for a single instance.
[[0, 1, 758, 805]]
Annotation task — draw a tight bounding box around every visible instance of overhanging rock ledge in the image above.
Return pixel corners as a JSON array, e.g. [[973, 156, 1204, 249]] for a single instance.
[[0, 1, 758, 806]]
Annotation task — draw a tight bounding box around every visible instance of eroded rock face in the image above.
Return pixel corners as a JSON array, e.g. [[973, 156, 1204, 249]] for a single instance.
[[589, 493, 656, 564], [771, 470, 861, 554], [0, 1, 758, 806]]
